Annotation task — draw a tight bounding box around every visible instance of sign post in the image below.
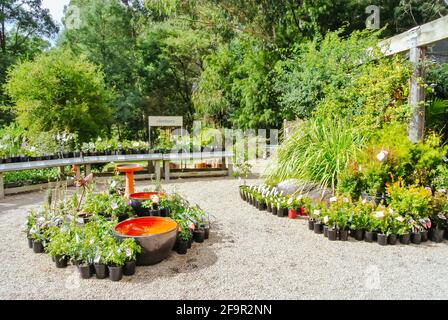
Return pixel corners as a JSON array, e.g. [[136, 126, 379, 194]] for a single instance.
[[148, 116, 183, 148]]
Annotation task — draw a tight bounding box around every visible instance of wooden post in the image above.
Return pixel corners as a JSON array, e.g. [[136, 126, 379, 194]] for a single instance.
[[59, 166, 65, 179], [147, 161, 154, 174], [0, 173, 4, 200], [75, 165, 81, 180], [408, 45, 426, 143], [85, 164, 91, 176], [155, 161, 161, 181], [164, 160, 170, 182]]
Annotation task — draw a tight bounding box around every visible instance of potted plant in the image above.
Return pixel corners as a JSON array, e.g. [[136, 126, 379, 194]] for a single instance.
[[141, 195, 162, 217], [46, 229, 71, 268], [24, 210, 37, 249], [430, 192, 447, 242], [104, 239, 126, 282], [335, 209, 350, 241], [121, 238, 141, 276], [397, 219, 412, 245], [311, 204, 325, 234], [287, 197, 297, 219], [277, 197, 288, 218], [176, 220, 190, 255], [93, 247, 108, 280], [349, 204, 371, 241], [325, 211, 337, 241], [376, 212, 390, 246], [364, 214, 377, 243]]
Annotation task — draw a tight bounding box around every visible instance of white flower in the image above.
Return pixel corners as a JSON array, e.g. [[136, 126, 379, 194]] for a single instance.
[[330, 196, 337, 203], [361, 199, 367, 205], [395, 216, 404, 222], [287, 198, 294, 205], [374, 211, 384, 218], [110, 202, 118, 210], [343, 197, 349, 203], [323, 216, 329, 223], [388, 208, 394, 214], [376, 150, 389, 162], [314, 209, 321, 216], [296, 195, 303, 201], [150, 195, 160, 203]]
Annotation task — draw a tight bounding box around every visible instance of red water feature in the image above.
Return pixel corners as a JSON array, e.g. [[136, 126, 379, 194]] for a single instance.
[[115, 217, 177, 237], [129, 192, 165, 200]]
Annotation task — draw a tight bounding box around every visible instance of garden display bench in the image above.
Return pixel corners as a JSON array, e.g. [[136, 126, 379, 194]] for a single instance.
[[0, 151, 234, 199]]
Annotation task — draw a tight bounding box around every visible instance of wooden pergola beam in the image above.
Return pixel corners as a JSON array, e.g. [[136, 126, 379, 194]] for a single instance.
[[379, 15, 448, 57], [378, 15, 448, 143]]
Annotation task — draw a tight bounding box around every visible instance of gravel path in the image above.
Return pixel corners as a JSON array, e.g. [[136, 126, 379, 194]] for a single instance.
[[1, 177, 448, 300]]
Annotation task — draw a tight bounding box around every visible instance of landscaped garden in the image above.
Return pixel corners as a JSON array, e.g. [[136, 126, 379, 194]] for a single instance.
[[1, 0, 448, 301], [24, 175, 210, 282]]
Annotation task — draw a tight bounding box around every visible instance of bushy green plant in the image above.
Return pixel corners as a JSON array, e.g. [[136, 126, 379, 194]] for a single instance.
[[349, 203, 372, 231], [120, 238, 141, 262], [387, 181, 432, 220], [46, 229, 72, 259], [264, 117, 367, 190], [5, 48, 113, 143]]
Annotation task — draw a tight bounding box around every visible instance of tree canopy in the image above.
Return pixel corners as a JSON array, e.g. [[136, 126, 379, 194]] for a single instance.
[[5, 48, 112, 142]]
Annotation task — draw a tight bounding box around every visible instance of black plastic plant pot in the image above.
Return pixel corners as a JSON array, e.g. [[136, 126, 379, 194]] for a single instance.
[[364, 231, 374, 243], [193, 229, 205, 243], [203, 226, 210, 240], [420, 230, 428, 242], [78, 264, 93, 279], [411, 232, 421, 245], [259, 202, 267, 211], [308, 219, 315, 231], [372, 232, 378, 242], [108, 266, 123, 282], [149, 209, 161, 217], [272, 206, 278, 216], [399, 233, 411, 245], [328, 229, 337, 241], [267, 205, 272, 213], [94, 263, 108, 279], [377, 234, 388, 246], [54, 255, 68, 268], [339, 230, 349, 241], [388, 234, 398, 245], [277, 208, 287, 218], [187, 235, 193, 249], [124, 260, 136, 276], [352, 230, 364, 241], [313, 222, 323, 234], [430, 228, 445, 243], [176, 239, 188, 254], [160, 208, 169, 217], [27, 237, 33, 249], [323, 225, 329, 238], [118, 214, 129, 223], [32, 240, 44, 253]]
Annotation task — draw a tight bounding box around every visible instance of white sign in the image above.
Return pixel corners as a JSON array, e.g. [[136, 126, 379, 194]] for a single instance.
[[148, 116, 183, 127]]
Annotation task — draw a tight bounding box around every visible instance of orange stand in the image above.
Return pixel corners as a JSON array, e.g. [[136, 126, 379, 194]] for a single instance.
[[116, 164, 144, 197]]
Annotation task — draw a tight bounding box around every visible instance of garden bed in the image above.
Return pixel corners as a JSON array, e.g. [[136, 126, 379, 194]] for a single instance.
[[24, 177, 211, 282], [240, 184, 448, 247]]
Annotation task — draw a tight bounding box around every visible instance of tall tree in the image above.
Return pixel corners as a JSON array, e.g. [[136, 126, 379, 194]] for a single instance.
[[0, 0, 58, 126]]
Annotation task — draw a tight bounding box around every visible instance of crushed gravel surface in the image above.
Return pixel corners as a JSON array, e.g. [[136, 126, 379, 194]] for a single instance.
[[1, 177, 448, 300]]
